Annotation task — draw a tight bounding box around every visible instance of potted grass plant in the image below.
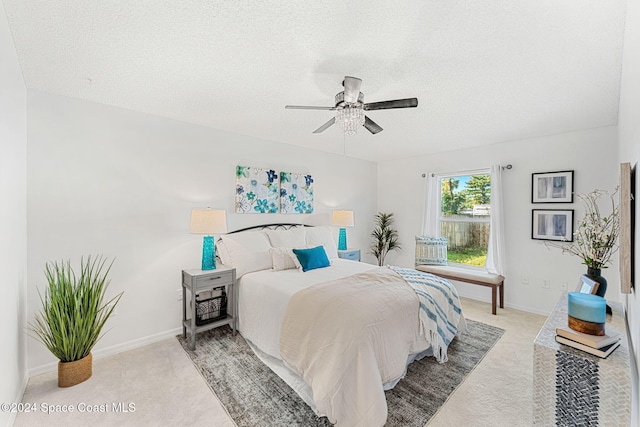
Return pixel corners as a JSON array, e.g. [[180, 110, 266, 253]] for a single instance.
[[28, 255, 123, 387], [370, 212, 402, 266]]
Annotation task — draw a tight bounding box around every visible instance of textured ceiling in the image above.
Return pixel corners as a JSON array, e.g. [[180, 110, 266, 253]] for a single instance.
[[3, 0, 627, 162]]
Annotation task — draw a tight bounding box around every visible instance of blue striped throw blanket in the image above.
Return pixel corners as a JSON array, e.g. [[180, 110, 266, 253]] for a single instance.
[[390, 266, 463, 363]]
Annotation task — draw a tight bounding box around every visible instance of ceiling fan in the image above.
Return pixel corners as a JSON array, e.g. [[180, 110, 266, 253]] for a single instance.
[[285, 76, 418, 135]]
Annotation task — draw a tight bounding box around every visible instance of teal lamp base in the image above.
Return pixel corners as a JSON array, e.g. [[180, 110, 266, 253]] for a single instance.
[[338, 228, 347, 251], [201, 236, 216, 270]]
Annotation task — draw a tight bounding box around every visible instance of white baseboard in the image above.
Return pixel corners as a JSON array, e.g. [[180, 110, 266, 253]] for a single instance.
[[458, 292, 550, 317], [28, 327, 183, 377], [6, 373, 30, 427]]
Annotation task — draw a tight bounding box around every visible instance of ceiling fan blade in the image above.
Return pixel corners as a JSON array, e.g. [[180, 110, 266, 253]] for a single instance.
[[285, 105, 337, 110], [364, 98, 418, 111], [313, 117, 336, 133], [364, 116, 383, 134], [343, 76, 362, 104]]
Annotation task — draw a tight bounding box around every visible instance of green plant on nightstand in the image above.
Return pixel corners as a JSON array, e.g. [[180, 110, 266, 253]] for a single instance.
[[370, 212, 402, 266], [27, 255, 123, 387]]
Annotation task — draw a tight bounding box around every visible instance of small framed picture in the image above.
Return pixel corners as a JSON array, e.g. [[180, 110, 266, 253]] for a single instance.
[[532, 170, 574, 203], [576, 275, 599, 295], [532, 209, 574, 241]]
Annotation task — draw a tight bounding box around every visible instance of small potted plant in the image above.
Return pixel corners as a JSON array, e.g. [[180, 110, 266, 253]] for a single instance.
[[370, 212, 402, 266], [28, 255, 123, 387], [546, 189, 620, 298]]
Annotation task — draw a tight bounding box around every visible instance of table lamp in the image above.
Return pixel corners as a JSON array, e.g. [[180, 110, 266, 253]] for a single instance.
[[331, 210, 354, 251], [190, 208, 228, 270]]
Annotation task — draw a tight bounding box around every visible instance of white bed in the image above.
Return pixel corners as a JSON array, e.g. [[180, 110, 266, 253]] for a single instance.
[[238, 258, 377, 357], [217, 224, 466, 427]]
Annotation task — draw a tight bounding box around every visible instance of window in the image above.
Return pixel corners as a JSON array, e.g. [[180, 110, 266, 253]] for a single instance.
[[437, 171, 491, 267]]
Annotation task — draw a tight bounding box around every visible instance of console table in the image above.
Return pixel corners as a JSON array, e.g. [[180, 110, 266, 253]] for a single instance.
[[533, 293, 631, 426]]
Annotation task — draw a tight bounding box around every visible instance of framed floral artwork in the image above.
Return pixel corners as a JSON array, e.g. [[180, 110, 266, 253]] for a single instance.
[[280, 172, 314, 214], [235, 166, 279, 213]]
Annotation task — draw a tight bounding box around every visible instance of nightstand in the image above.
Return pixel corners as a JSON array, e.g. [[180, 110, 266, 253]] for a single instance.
[[182, 266, 236, 350], [337, 249, 361, 262]]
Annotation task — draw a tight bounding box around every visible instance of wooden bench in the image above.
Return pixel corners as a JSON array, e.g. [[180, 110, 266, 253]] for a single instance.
[[415, 265, 505, 315]]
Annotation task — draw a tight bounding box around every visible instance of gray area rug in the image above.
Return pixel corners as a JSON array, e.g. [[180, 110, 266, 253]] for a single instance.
[[177, 319, 504, 426]]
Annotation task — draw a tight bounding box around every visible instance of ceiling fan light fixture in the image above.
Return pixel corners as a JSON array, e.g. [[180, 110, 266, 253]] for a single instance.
[[285, 76, 417, 135], [335, 106, 365, 136]]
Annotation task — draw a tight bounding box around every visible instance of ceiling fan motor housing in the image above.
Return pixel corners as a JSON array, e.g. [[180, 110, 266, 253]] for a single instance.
[[335, 91, 364, 108]]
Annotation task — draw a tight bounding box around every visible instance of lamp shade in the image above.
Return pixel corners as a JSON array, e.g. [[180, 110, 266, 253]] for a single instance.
[[331, 210, 354, 227], [189, 209, 228, 235]]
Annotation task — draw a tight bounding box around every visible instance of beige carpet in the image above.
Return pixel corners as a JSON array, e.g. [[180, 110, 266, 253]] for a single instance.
[[14, 297, 545, 427], [428, 298, 547, 427]]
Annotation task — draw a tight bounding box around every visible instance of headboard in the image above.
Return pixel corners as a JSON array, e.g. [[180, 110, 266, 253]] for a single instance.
[[227, 223, 311, 234], [216, 223, 337, 277]]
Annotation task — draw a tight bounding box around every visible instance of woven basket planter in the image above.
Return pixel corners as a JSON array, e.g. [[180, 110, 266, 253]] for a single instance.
[[58, 353, 92, 387]]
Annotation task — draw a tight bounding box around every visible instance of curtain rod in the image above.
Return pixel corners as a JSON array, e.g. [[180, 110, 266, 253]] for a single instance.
[[421, 164, 512, 178]]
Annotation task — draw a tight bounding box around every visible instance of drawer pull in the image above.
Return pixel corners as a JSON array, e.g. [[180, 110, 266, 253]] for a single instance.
[[208, 276, 222, 280]]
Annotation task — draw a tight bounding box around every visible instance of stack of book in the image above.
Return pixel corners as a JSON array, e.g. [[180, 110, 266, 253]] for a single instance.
[[555, 326, 621, 358]]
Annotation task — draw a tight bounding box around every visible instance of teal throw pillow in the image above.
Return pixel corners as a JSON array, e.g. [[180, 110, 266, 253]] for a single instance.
[[292, 246, 331, 272]]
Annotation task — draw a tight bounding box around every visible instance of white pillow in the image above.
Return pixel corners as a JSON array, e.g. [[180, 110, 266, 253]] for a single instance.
[[218, 231, 273, 277], [415, 236, 448, 266], [216, 238, 231, 265], [305, 226, 339, 259], [269, 247, 299, 271], [265, 227, 306, 248]]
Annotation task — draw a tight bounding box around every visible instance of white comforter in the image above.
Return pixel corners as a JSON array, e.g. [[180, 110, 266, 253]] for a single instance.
[[237, 260, 464, 427], [238, 259, 378, 359]]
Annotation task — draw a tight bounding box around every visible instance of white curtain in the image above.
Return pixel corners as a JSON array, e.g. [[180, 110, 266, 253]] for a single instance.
[[421, 172, 440, 236], [485, 164, 506, 275]]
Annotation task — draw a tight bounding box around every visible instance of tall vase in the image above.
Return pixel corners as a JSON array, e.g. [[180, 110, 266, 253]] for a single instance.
[[586, 267, 607, 298]]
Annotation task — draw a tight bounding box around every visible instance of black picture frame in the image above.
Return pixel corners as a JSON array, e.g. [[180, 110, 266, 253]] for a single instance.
[[532, 170, 574, 203], [531, 209, 574, 241]]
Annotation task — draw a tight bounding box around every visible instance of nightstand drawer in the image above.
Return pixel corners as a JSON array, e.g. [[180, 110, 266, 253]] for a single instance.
[[194, 271, 233, 289]]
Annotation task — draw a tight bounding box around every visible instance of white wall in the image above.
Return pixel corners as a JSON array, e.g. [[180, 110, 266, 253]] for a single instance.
[[26, 90, 377, 372], [618, 0, 640, 421], [378, 126, 619, 315], [0, 2, 27, 426]]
